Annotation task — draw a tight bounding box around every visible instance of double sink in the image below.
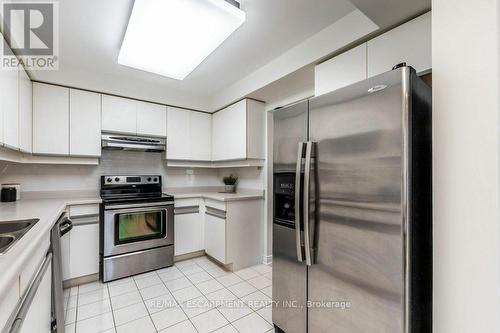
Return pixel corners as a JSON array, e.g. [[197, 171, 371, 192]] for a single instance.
[[0, 219, 39, 254]]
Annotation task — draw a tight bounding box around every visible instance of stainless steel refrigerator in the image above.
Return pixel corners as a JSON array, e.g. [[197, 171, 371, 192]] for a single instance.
[[272, 66, 432, 333]]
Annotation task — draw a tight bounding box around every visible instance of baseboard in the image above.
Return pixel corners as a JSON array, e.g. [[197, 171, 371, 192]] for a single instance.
[[263, 254, 273, 265], [63, 273, 99, 288], [174, 250, 206, 262]]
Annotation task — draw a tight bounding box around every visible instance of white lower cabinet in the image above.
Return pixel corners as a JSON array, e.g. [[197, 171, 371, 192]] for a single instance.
[[204, 211, 226, 264], [174, 211, 204, 256], [19, 260, 52, 333], [68, 223, 99, 279]]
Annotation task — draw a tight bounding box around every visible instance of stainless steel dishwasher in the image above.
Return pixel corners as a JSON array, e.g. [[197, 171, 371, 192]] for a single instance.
[[50, 213, 73, 333]]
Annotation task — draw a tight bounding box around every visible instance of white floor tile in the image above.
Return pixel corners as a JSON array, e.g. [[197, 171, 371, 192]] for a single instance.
[[112, 302, 149, 326], [213, 324, 239, 333], [67, 295, 78, 309], [234, 267, 260, 280], [205, 288, 237, 307], [257, 304, 272, 324], [110, 290, 143, 310], [135, 275, 162, 289], [227, 281, 258, 298], [241, 291, 272, 310], [132, 271, 157, 281], [196, 278, 225, 295], [263, 272, 272, 280], [187, 271, 213, 284], [75, 312, 114, 333], [70, 286, 79, 296], [261, 286, 272, 298], [78, 281, 106, 295], [108, 281, 137, 298], [78, 288, 109, 307], [172, 285, 202, 303], [252, 264, 272, 275], [206, 266, 231, 278], [179, 264, 204, 276], [174, 259, 198, 268], [216, 273, 243, 287], [144, 293, 177, 314], [180, 295, 213, 318], [65, 323, 76, 333], [217, 299, 253, 322], [164, 276, 193, 292], [116, 316, 156, 333], [65, 307, 77, 324], [77, 299, 112, 321], [158, 319, 197, 333], [158, 268, 185, 282], [139, 283, 170, 300], [107, 277, 133, 287], [190, 308, 229, 333], [150, 304, 188, 330], [196, 260, 220, 271], [247, 275, 272, 290], [232, 312, 273, 333]]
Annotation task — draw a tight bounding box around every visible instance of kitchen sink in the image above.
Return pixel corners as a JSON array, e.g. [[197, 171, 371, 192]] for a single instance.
[[0, 219, 39, 254]]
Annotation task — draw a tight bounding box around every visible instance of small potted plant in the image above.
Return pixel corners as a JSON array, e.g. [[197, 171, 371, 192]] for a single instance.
[[222, 174, 238, 193]]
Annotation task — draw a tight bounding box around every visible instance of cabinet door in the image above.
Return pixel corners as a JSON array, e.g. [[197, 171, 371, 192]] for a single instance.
[[33, 83, 69, 155], [69, 224, 99, 278], [212, 100, 246, 161], [189, 112, 211, 161], [70, 89, 101, 156], [204, 213, 226, 263], [61, 229, 71, 280], [19, 261, 52, 333], [367, 12, 431, 77], [101, 95, 136, 134], [314, 43, 367, 96], [2, 62, 19, 149], [174, 212, 204, 256], [166, 107, 190, 160], [137, 101, 167, 137], [18, 66, 32, 153]]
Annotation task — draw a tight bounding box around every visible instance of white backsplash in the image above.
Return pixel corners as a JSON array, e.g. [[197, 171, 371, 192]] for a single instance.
[[0, 150, 264, 192]]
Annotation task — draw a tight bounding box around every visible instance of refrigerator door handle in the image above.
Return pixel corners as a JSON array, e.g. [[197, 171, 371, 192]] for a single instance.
[[303, 141, 313, 266], [295, 142, 304, 262]]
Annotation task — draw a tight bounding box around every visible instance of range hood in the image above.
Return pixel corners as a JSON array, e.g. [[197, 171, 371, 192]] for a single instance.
[[101, 134, 166, 152]]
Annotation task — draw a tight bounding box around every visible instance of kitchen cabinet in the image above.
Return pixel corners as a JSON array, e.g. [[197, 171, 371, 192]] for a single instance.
[[166, 107, 211, 161], [314, 43, 367, 96], [211, 99, 265, 161], [367, 12, 431, 77], [68, 223, 99, 278], [2, 62, 19, 149], [70, 89, 101, 156], [137, 101, 167, 137], [101, 95, 136, 134], [204, 208, 227, 263], [18, 65, 32, 153], [19, 261, 52, 333], [33, 83, 70, 155], [174, 201, 204, 256]]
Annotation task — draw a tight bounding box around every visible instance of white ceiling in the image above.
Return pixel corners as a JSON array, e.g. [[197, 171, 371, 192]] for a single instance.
[[28, 0, 356, 109]]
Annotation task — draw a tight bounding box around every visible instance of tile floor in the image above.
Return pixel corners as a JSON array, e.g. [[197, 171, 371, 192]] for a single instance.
[[63, 256, 274, 333]]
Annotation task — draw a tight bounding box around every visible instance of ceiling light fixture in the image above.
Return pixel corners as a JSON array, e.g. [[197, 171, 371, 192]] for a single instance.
[[118, 0, 246, 80]]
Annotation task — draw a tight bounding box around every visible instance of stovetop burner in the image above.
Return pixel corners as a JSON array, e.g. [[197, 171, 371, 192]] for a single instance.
[[100, 175, 174, 204]]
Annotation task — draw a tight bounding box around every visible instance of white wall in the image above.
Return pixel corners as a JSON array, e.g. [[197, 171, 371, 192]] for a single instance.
[[432, 1, 500, 332], [0, 151, 221, 192]]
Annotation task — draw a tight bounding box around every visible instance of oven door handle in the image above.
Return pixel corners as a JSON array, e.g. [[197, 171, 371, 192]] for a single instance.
[[104, 202, 174, 210], [105, 207, 171, 215]]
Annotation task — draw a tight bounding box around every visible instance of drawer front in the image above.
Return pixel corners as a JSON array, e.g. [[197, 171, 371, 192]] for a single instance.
[[69, 204, 99, 217], [174, 198, 201, 208], [204, 198, 226, 212]]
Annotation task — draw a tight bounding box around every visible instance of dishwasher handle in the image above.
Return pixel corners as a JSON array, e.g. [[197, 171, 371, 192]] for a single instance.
[[59, 217, 73, 236]]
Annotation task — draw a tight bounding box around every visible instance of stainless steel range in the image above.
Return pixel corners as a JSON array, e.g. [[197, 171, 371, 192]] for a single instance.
[[99, 175, 174, 282]]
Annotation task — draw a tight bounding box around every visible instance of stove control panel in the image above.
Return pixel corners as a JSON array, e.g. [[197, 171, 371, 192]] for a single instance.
[[102, 175, 161, 185]]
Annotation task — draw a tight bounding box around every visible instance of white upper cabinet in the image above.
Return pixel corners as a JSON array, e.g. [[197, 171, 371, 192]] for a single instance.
[[166, 107, 211, 161], [70, 89, 101, 156], [188, 111, 211, 161], [1, 59, 20, 149], [314, 43, 367, 96], [101, 95, 136, 134], [367, 12, 431, 77], [33, 83, 70, 155], [18, 66, 32, 153], [212, 99, 265, 161], [136, 101, 167, 137]]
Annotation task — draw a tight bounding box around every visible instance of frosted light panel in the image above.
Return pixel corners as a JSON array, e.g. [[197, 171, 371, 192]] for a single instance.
[[118, 0, 246, 80]]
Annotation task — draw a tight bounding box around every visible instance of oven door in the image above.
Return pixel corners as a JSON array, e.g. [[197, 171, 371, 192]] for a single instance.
[[103, 202, 174, 257]]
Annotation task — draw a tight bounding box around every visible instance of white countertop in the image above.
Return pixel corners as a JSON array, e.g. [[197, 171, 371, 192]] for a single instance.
[[0, 196, 101, 301], [165, 188, 264, 202]]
